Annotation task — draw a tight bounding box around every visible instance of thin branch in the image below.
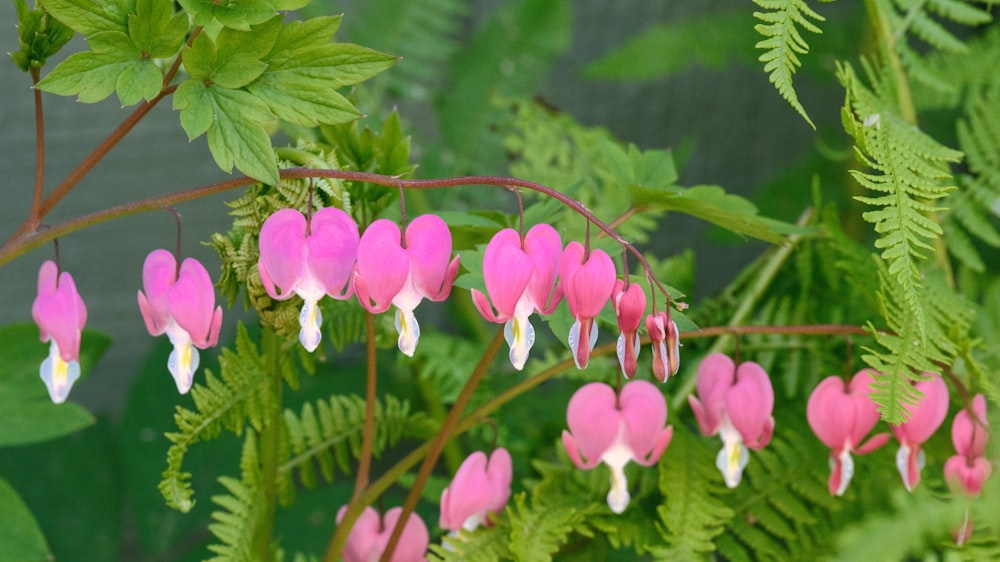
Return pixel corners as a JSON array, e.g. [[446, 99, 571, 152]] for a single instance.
[[29, 68, 45, 231], [353, 312, 378, 497]]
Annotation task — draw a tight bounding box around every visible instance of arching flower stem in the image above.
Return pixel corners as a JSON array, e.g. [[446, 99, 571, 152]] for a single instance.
[[353, 312, 379, 499]]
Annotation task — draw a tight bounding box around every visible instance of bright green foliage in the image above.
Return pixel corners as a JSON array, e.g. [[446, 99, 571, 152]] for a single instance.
[[406, 332, 491, 403], [753, 0, 825, 129], [507, 492, 592, 562], [652, 427, 733, 559], [206, 432, 270, 562], [37, 0, 185, 104], [0, 324, 107, 447], [173, 14, 395, 184], [177, 0, 275, 30], [585, 9, 758, 81], [432, 519, 513, 561], [943, 87, 1000, 271], [276, 394, 435, 505], [160, 323, 278, 512], [10, 0, 73, 71], [875, 0, 993, 92]]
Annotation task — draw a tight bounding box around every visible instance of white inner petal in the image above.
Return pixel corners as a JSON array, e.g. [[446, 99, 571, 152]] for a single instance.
[[395, 307, 420, 357], [715, 422, 749, 488], [504, 315, 535, 370], [298, 299, 323, 353]]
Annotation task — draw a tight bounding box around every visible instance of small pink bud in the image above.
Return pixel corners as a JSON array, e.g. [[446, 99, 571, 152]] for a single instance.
[[645, 311, 680, 382], [612, 280, 646, 378], [944, 394, 991, 499]]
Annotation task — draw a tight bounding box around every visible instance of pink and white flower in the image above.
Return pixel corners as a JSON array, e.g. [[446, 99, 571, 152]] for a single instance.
[[807, 370, 891, 496], [944, 393, 991, 498], [890, 373, 949, 491], [612, 280, 646, 378], [558, 242, 616, 369], [439, 448, 513, 532], [137, 250, 223, 393], [353, 215, 459, 356], [32, 260, 87, 403], [337, 506, 429, 562], [471, 224, 562, 370], [688, 353, 774, 488], [562, 380, 673, 513], [257, 208, 359, 352]]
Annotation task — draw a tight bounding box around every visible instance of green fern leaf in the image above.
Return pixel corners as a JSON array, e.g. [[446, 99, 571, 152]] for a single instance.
[[160, 323, 273, 512], [206, 432, 266, 562], [652, 427, 733, 559], [276, 394, 435, 505], [753, 0, 825, 129], [431, 519, 513, 561], [507, 492, 589, 562]]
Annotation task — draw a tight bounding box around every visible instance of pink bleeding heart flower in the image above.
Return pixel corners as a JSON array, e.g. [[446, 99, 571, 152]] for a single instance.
[[944, 394, 991, 498], [439, 448, 513, 532], [890, 373, 949, 491], [645, 311, 680, 382], [562, 380, 673, 513], [32, 260, 87, 404], [612, 280, 646, 378], [471, 224, 562, 370], [688, 353, 775, 488], [137, 250, 223, 394], [337, 505, 429, 562], [558, 242, 616, 369], [354, 215, 460, 357], [807, 370, 891, 496], [257, 207, 359, 352]]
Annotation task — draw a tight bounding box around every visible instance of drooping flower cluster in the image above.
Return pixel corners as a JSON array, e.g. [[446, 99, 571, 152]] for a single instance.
[[440, 448, 512, 532], [32, 260, 87, 404], [562, 380, 673, 513], [689, 353, 775, 488], [890, 373, 948, 491], [338, 506, 429, 562], [807, 370, 890, 496], [137, 249, 223, 394]]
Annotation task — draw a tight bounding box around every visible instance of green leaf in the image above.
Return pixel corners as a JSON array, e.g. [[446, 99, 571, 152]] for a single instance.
[[128, 0, 188, 58], [115, 58, 162, 105], [247, 19, 395, 127], [753, 0, 825, 129], [173, 81, 278, 184], [0, 324, 108, 447], [182, 18, 280, 87], [630, 183, 790, 244], [176, 0, 276, 30], [10, 0, 74, 71], [0, 476, 49, 561], [39, 0, 129, 35]]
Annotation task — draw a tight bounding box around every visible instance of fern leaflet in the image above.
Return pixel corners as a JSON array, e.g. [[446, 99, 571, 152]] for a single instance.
[[651, 427, 733, 559], [753, 0, 825, 129], [206, 431, 268, 562], [276, 394, 435, 505], [160, 323, 274, 512]]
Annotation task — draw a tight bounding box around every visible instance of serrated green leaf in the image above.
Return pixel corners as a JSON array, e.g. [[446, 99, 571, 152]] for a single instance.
[[36, 47, 132, 103], [177, 0, 276, 30], [250, 77, 361, 126], [182, 17, 280, 86], [0, 476, 50, 561], [128, 0, 188, 58], [174, 79, 214, 138], [39, 0, 129, 35], [0, 324, 108, 447], [115, 58, 162, 105]]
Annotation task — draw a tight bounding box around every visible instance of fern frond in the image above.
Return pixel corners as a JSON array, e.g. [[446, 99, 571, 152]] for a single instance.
[[276, 394, 435, 505], [839, 60, 961, 345], [160, 324, 273, 512], [206, 432, 266, 562], [753, 0, 825, 129], [405, 332, 490, 403], [431, 518, 513, 561], [652, 427, 733, 559], [507, 492, 590, 562]]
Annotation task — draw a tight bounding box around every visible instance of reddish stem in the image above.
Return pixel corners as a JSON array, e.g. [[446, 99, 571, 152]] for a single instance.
[[29, 68, 45, 232]]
